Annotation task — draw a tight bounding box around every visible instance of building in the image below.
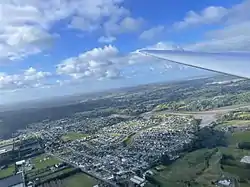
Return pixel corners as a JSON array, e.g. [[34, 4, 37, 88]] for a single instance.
[[129, 176, 146, 187], [0, 149, 8, 158], [16, 160, 26, 172], [0, 173, 25, 187], [0, 144, 14, 162], [217, 179, 232, 187], [240, 156, 250, 164]]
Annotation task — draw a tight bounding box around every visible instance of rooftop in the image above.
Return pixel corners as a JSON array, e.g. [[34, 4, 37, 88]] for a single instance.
[[240, 156, 250, 164], [0, 149, 7, 154], [0, 144, 14, 154], [0, 173, 24, 187], [16, 160, 25, 166]]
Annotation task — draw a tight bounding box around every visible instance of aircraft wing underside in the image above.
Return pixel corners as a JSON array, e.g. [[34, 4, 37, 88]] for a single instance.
[[139, 50, 250, 79]]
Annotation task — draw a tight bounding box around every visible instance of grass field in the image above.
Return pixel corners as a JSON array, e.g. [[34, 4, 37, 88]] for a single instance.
[[222, 165, 250, 179], [224, 120, 250, 126], [155, 103, 169, 111], [123, 133, 136, 145], [229, 131, 250, 145], [63, 173, 97, 187], [195, 150, 223, 185], [39, 168, 75, 183], [61, 132, 89, 141], [148, 146, 250, 187], [219, 147, 250, 160], [238, 113, 250, 119], [32, 154, 60, 170], [0, 164, 15, 179], [110, 133, 121, 137], [151, 149, 214, 186]]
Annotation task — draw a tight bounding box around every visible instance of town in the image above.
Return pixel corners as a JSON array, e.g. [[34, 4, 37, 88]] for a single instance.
[[1, 76, 250, 186], [15, 113, 198, 186]]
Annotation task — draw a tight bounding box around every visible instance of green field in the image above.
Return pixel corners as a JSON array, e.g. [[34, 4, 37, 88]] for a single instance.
[[224, 120, 250, 126], [219, 147, 250, 160], [195, 151, 223, 186], [32, 154, 60, 170], [61, 132, 89, 141], [123, 133, 136, 146], [150, 149, 215, 187], [110, 133, 121, 137], [63, 173, 97, 187], [39, 168, 75, 183], [223, 165, 250, 179], [148, 146, 250, 187], [229, 131, 250, 145], [0, 164, 15, 179], [155, 103, 169, 111], [238, 112, 250, 119]]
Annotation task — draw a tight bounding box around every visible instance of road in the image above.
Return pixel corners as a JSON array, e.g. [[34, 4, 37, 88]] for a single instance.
[[141, 103, 250, 127]]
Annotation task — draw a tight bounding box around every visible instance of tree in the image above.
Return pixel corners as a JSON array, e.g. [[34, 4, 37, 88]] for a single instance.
[[145, 175, 160, 186], [192, 127, 227, 150], [238, 142, 250, 150], [161, 154, 173, 165]]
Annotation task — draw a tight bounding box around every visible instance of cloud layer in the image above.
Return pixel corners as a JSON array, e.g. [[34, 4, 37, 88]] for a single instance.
[[56, 45, 170, 80], [139, 26, 165, 41], [174, 0, 250, 52], [0, 67, 51, 90], [0, 0, 144, 61], [1, 0, 250, 94]]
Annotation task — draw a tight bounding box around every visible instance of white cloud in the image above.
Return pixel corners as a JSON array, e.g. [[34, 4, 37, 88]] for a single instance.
[[139, 26, 165, 40], [206, 21, 250, 39], [174, 0, 250, 30], [0, 4, 52, 61], [3, 0, 250, 94], [24, 67, 52, 81], [120, 17, 144, 32], [0, 0, 143, 62], [0, 25, 56, 61], [186, 35, 250, 52], [170, 0, 250, 52], [67, 1, 144, 37], [174, 6, 227, 29], [69, 16, 100, 32], [98, 36, 117, 43], [0, 67, 52, 90], [56, 45, 120, 80], [185, 21, 250, 52], [0, 1, 62, 62], [153, 27, 250, 52], [224, 0, 250, 24], [105, 68, 121, 79], [143, 42, 182, 51], [103, 16, 145, 37], [56, 44, 174, 80]]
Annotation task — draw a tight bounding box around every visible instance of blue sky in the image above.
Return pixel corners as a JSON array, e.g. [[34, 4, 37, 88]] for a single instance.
[[0, 0, 249, 104]]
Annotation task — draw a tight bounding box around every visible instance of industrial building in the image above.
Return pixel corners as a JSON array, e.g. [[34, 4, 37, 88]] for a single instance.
[[240, 156, 250, 164], [129, 175, 146, 187], [0, 173, 25, 187], [0, 144, 14, 163]]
